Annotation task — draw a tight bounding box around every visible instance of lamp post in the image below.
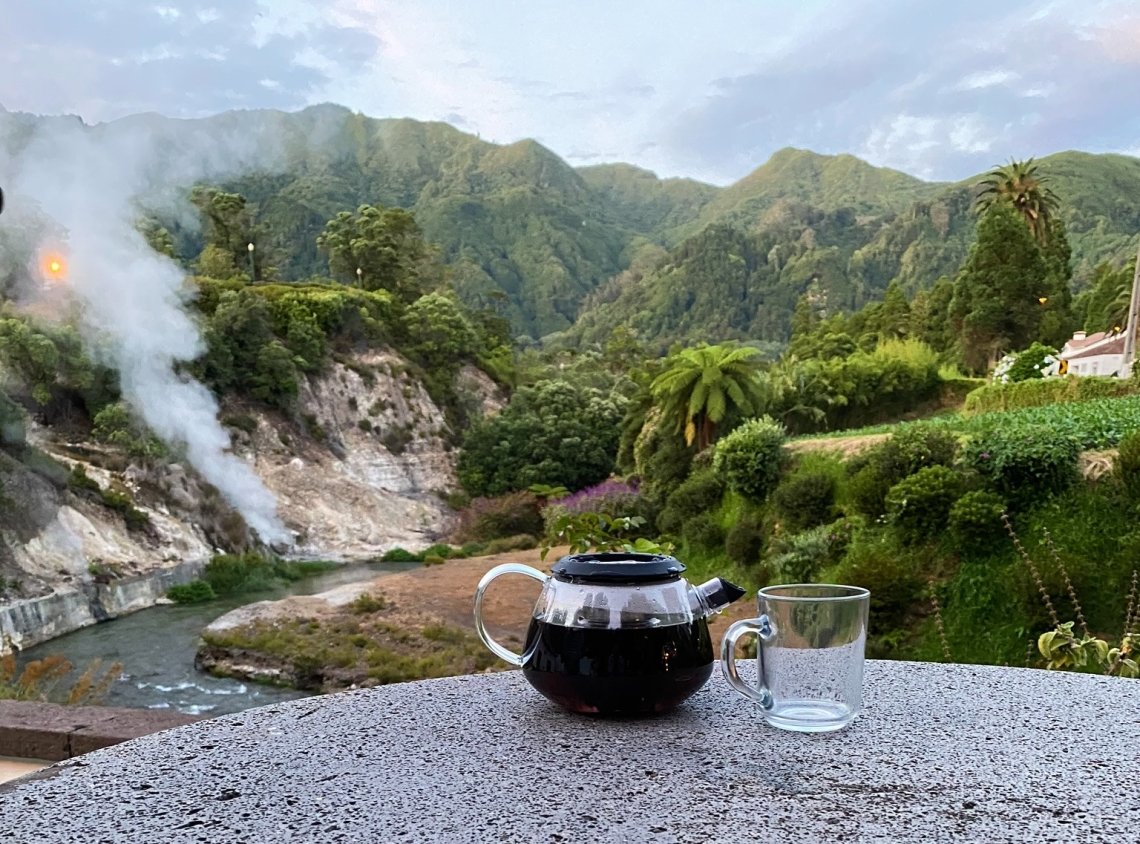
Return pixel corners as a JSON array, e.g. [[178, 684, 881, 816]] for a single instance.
[[248, 242, 256, 283], [356, 267, 363, 288]]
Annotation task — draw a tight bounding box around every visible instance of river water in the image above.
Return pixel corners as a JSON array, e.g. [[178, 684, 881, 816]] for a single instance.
[[20, 561, 418, 716]]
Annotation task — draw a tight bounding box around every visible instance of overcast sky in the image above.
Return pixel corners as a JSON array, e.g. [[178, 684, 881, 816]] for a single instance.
[[3, 0, 1139, 184]]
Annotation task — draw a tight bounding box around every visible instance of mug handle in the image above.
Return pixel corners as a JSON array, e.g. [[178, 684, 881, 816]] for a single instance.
[[720, 616, 775, 710], [474, 563, 549, 667]]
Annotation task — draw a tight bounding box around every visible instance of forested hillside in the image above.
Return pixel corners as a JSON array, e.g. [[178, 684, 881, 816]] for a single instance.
[[3, 105, 1138, 345]]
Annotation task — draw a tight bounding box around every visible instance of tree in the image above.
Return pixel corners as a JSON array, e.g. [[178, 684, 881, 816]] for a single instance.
[[457, 380, 627, 496], [650, 344, 768, 451], [403, 293, 478, 371], [975, 158, 1060, 245], [949, 204, 1067, 373], [317, 205, 431, 302]]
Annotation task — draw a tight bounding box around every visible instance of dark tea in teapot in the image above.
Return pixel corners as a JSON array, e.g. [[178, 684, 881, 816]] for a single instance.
[[474, 553, 744, 717], [521, 618, 713, 716]]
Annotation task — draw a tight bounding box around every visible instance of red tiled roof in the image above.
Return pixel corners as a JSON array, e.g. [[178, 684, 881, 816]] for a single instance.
[[1063, 331, 1110, 352], [1066, 336, 1126, 360]]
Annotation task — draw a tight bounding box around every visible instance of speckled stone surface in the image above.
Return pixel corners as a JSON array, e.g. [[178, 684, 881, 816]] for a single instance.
[[1, 660, 1138, 843]]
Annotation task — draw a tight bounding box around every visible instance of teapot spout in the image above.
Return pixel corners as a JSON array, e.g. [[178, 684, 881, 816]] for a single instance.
[[692, 577, 747, 617]]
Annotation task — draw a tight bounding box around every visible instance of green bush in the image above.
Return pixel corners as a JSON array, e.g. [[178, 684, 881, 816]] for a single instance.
[[457, 380, 627, 497], [657, 469, 725, 536], [421, 543, 456, 559], [711, 416, 787, 502], [1005, 342, 1058, 383], [772, 471, 836, 532], [846, 463, 893, 520], [876, 425, 959, 482], [452, 492, 544, 543], [767, 517, 858, 583], [845, 425, 959, 520], [459, 541, 487, 557], [485, 534, 538, 554], [166, 580, 216, 604], [203, 552, 276, 595], [885, 466, 966, 545], [724, 511, 766, 566], [962, 429, 1079, 507], [1115, 430, 1140, 500], [827, 532, 925, 631], [682, 512, 725, 550], [380, 547, 421, 563], [948, 491, 1007, 555], [423, 554, 446, 567]]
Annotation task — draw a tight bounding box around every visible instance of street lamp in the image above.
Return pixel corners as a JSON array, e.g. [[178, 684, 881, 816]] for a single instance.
[[356, 267, 363, 287], [247, 242, 256, 283]]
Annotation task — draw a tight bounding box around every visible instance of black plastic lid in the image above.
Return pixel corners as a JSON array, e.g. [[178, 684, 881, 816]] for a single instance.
[[551, 552, 685, 584]]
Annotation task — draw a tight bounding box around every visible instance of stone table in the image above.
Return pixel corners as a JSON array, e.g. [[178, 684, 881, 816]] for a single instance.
[[1, 660, 1138, 843]]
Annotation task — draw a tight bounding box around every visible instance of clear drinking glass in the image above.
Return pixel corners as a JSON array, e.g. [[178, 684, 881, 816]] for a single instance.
[[720, 584, 869, 733]]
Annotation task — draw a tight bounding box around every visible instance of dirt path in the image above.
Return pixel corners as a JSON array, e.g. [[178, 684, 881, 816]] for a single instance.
[[787, 433, 890, 458]]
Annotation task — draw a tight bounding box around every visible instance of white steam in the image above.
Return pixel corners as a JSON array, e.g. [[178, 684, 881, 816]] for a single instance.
[[0, 112, 292, 545]]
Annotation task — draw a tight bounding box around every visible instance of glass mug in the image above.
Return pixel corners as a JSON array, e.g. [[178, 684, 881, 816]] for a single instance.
[[720, 584, 869, 733]]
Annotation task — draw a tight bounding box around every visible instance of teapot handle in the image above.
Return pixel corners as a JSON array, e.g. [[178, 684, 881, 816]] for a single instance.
[[473, 563, 549, 667]]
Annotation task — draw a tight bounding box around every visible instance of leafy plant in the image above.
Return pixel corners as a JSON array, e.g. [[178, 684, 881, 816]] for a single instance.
[[885, 466, 966, 545], [452, 491, 544, 543], [724, 511, 766, 566], [711, 416, 787, 502], [963, 429, 1079, 507], [947, 491, 1007, 555], [1115, 430, 1140, 500], [166, 580, 217, 604], [657, 469, 725, 535], [539, 512, 674, 561], [772, 470, 837, 532]]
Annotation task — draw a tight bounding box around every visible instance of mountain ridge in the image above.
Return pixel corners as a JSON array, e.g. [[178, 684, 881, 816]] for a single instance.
[[2, 104, 1138, 341]]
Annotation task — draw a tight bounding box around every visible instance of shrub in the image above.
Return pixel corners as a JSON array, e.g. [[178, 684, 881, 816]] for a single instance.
[[712, 416, 787, 502], [846, 464, 893, 520], [773, 471, 836, 532], [962, 429, 1079, 507], [948, 491, 1007, 555], [876, 425, 959, 482], [682, 512, 725, 550], [459, 541, 487, 557], [452, 491, 544, 543], [724, 512, 766, 566], [380, 547, 421, 563], [885, 466, 966, 545], [351, 593, 387, 614], [827, 533, 925, 631], [166, 580, 216, 604], [766, 517, 859, 583], [657, 469, 725, 536], [1004, 342, 1059, 383], [421, 543, 456, 559], [423, 554, 446, 567], [203, 552, 276, 595], [1116, 430, 1140, 501], [485, 534, 538, 554]]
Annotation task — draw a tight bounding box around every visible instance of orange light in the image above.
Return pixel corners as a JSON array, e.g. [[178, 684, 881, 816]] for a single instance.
[[40, 252, 68, 281], [1038, 297, 1048, 305]]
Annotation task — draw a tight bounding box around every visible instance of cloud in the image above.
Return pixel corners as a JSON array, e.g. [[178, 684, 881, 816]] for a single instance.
[[2, 0, 1138, 183]]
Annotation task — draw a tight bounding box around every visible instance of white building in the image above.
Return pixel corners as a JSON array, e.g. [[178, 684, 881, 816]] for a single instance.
[[1060, 330, 1128, 377]]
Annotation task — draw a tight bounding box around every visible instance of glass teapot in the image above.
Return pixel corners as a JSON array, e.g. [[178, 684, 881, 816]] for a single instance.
[[474, 552, 744, 716]]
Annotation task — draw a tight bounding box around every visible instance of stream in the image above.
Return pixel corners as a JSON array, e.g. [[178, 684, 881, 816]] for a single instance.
[[20, 561, 418, 716]]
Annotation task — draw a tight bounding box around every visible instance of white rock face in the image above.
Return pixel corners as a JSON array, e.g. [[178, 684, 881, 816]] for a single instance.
[[1, 350, 493, 649]]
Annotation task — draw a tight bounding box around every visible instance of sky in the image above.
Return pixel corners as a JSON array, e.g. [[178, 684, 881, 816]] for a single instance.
[[3, 0, 1139, 185]]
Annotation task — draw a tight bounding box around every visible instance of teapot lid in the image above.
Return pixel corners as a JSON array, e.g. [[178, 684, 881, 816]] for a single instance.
[[551, 552, 685, 584]]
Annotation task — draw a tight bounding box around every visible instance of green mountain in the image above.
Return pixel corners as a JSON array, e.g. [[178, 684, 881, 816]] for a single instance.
[[3, 105, 1139, 344]]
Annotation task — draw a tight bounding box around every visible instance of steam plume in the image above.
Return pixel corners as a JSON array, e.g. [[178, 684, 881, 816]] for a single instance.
[[0, 111, 291, 544]]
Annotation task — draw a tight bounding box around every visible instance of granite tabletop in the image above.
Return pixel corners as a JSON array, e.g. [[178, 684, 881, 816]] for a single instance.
[[1, 660, 1138, 843]]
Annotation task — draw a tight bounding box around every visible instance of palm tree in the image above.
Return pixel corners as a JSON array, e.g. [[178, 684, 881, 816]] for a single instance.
[[650, 344, 768, 451], [975, 158, 1060, 245]]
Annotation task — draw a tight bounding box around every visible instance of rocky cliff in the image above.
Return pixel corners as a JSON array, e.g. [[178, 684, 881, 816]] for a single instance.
[[0, 352, 502, 652]]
